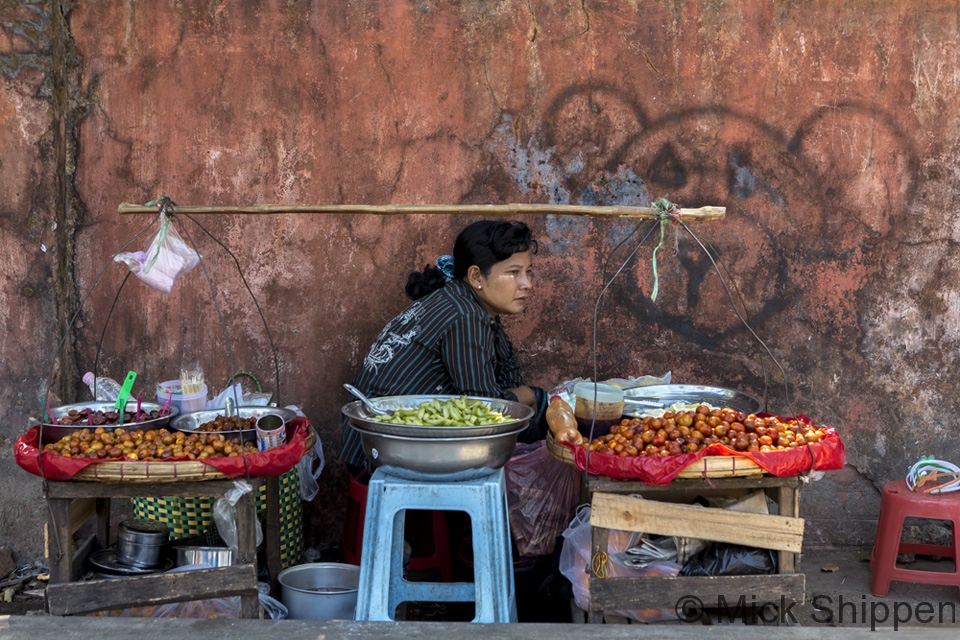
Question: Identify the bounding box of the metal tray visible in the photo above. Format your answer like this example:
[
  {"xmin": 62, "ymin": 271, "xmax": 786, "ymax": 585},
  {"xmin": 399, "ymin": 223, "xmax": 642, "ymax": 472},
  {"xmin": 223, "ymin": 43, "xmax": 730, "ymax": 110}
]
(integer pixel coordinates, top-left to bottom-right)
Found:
[
  {"xmin": 170, "ymin": 406, "xmax": 297, "ymax": 444},
  {"xmin": 87, "ymin": 549, "xmax": 173, "ymax": 576},
  {"xmin": 38, "ymin": 401, "xmax": 179, "ymax": 443},
  {"xmin": 342, "ymin": 394, "xmax": 533, "ymax": 438},
  {"xmin": 622, "ymin": 384, "xmax": 763, "ymax": 416}
]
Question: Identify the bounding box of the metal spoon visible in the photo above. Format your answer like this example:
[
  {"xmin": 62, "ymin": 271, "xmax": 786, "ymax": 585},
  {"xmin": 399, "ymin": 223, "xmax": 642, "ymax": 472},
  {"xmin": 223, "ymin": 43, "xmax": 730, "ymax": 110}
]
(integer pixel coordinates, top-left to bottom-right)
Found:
[{"xmin": 343, "ymin": 384, "xmax": 390, "ymax": 416}]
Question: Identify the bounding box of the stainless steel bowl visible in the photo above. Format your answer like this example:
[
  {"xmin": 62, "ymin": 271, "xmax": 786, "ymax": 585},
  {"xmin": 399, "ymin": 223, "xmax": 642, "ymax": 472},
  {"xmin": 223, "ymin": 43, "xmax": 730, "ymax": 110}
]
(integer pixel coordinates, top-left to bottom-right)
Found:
[
  {"xmin": 170, "ymin": 406, "xmax": 296, "ymax": 444},
  {"xmin": 38, "ymin": 401, "xmax": 179, "ymax": 444},
  {"xmin": 623, "ymin": 384, "xmax": 763, "ymax": 416},
  {"xmin": 342, "ymin": 395, "xmax": 534, "ymax": 438},
  {"xmin": 175, "ymin": 546, "xmax": 234, "ymax": 568},
  {"xmin": 349, "ymin": 422, "xmax": 529, "ymax": 481}
]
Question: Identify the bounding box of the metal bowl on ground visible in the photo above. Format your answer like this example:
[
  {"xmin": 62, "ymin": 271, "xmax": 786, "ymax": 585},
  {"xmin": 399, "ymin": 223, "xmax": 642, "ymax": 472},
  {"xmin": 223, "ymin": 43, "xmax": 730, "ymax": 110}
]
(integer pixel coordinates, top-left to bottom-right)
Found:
[
  {"xmin": 38, "ymin": 401, "xmax": 179, "ymax": 444},
  {"xmin": 349, "ymin": 421, "xmax": 529, "ymax": 481},
  {"xmin": 342, "ymin": 395, "xmax": 534, "ymax": 438},
  {"xmin": 623, "ymin": 384, "xmax": 763, "ymax": 416},
  {"xmin": 170, "ymin": 406, "xmax": 296, "ymax": 444}
]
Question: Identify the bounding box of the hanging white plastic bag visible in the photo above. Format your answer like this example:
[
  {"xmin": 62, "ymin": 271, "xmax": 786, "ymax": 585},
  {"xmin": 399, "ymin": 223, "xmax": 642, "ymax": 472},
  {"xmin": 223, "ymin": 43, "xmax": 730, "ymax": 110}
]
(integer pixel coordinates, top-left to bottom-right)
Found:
[
  {"xmin": 114, "ymin": 211, "xmax": 200, "ymax": 294},
  {"xmin": 213, "ymin": 480, "xmax": 263, "ymax": 549},
  {"xmin": 286, "ymin": 405, "xmax": 324, "ymax": 501}
]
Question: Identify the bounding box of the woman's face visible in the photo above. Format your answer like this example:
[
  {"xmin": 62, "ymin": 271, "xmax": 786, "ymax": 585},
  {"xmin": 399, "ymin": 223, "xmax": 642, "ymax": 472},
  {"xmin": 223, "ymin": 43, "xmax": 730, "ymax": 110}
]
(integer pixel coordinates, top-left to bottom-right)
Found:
[{"xmin": 469, "ymin": 251, "xmax": 534, "ymax": 316}]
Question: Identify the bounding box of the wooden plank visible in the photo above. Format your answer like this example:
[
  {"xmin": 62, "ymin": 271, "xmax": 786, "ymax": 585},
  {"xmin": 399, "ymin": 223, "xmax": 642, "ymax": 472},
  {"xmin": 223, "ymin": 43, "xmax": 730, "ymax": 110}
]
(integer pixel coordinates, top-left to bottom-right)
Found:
[
  {"xmin": 45, "ymin": 564, "xmax": 259, "ymax": 616},
  {"xmin": 43, "ymin": 478, "xmax": 262, "ymax": 499},
  {"xmin": 585, "ymin": 474, "xmax": 803, "ymax": 494},
  {"xmin": 776, "ymin": 485, "xmax": 800, "ymax": 573},
  {"xmin": 46, "ymin": 498, "xmax": 72, "ymax": 583},
  {"xmin": 265, "ymin": 475, "xmax": 282, "ymax": 597},
  {"xmin": 590, "ymin": 493, "xmax": 804, "ymax": 553},
  {"xmin": 70, "ymin": 533, "xmax": 96, "ymax": 582},
  {"xmin": 95, "ymin": 497, "xmax": 110, "ymax": 549},
  {"xmin": 67, "ymin": 498, "xmax": 96, "ymax": 534},
  {"xmin": 118, "ymin": 202, "xmax": 726, "ymax": 220},
  {"xmin": 589, "ymin": 573, "xmax": 806, "ymax": 611}
]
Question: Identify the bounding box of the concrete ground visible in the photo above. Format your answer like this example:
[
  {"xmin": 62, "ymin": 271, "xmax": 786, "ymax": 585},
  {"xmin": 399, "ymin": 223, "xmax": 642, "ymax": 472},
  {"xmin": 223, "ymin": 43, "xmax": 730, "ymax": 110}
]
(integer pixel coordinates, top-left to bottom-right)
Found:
[{"xmin": 2, "ymin": 546, "xmax": 959, "ymax": 637}]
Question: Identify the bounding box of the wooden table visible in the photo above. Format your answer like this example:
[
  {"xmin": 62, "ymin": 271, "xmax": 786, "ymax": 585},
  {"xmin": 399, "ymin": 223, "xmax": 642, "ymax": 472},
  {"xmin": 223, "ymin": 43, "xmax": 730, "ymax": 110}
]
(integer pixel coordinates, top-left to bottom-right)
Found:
[
  {"xmin": 583, "ymin": 473, "xmax": 805, "ymax": 624},
  {"xmin": 42, "ymin": 476, "xmax": 283, "ymax": 618}
]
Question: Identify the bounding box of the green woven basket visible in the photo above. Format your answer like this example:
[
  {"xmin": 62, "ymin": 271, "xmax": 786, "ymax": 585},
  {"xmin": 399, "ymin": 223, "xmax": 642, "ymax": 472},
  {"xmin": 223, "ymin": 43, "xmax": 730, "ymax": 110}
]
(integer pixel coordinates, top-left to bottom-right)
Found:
[{"xmin": 133, "ymin": 468, "xmax": 303, "ymax": 570}]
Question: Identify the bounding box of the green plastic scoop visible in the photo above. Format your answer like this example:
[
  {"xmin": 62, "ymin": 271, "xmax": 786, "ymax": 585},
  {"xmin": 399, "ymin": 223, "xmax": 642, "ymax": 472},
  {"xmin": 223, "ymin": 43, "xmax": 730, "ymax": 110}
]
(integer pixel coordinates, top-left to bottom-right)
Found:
[{"xmin": 115, "ymin": 371, "xmax": 137, "ymax": 425}]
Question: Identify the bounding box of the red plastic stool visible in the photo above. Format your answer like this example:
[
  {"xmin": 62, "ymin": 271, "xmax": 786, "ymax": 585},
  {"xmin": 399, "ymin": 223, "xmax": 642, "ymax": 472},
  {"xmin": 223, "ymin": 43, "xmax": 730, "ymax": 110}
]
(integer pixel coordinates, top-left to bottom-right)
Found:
[
  {"xmin": 342, "ymin": 474, "xmax": 454, "ymax": 581},
  {"xmin": 870, "ymin": 479, "xmax": 960, "ymax": 596}
]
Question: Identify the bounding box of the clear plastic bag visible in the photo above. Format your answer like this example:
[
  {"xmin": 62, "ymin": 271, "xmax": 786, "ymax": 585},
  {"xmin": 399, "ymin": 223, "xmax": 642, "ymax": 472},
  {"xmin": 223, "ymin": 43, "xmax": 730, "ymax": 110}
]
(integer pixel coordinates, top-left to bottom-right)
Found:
[
  {"xmin": 504, "ymin": 441, "xmax": 580, "ymax": 556},
  {"xmin": 114, "ymin": 211, "xmax": 200, "ymax": 294},
  {"xmin": 259, "ymin": 582, "xmax": 288, "ymax": 620},
  {"xmin": 213, "ymin": 480, "xmax": 263, "ymax": 549},
  {"xmin": 559, "ymin": 505, "xmax": 682, "ymax": 623},
  {"xmin": 286, "ymin": 405, "xmax": 324, "ymax": 501}
]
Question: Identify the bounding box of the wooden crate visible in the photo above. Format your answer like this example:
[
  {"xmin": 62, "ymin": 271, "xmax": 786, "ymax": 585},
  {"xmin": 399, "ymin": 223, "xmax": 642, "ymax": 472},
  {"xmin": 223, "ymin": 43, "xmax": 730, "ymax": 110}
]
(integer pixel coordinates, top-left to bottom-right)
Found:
[{"xmin": 584, "ymin": 479, "xmax": 805, "ymax": 624}]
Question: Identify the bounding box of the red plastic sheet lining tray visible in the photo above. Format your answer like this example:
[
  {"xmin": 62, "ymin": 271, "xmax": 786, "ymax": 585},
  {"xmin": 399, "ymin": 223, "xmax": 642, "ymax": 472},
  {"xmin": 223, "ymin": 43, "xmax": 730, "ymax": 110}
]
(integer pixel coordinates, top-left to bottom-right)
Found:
[
  {"xmin": 555, "ymin": 415, "xmax": 845, "ymax": 485},
  {"xmin": 14, "ymin": 417, "xmax": 312, "ymax": 482}
]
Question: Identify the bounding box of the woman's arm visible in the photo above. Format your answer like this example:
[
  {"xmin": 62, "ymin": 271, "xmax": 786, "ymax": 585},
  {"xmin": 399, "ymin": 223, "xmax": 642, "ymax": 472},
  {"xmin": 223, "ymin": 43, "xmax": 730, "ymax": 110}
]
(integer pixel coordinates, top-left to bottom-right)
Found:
[{"xmin": 507, "ymin": 385, "xmax": 536, "ymax": 407}]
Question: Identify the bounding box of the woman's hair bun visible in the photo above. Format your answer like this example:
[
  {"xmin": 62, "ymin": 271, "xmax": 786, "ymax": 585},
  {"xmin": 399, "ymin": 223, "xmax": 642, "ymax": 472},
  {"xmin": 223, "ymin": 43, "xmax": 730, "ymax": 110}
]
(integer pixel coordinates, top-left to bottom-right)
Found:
[{"xmin": 405, "ymin": 264, "xmax": 447, "ymax": 300}]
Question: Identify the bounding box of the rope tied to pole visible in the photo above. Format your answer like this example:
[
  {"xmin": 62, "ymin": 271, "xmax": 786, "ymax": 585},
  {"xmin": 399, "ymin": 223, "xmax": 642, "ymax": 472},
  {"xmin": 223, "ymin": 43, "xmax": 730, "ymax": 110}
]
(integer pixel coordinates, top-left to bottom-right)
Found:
[{"xmin": 650, "ymin": 196, "xmax": 681, "ymax": 302}]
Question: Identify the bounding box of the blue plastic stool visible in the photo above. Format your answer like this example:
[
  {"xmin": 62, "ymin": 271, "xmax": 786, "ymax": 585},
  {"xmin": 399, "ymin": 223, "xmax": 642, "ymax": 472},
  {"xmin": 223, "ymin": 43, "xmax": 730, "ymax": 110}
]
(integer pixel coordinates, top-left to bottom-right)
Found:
[{"xmin": 354, "ymin": 467, "xmax": 517, "ymax": 623}]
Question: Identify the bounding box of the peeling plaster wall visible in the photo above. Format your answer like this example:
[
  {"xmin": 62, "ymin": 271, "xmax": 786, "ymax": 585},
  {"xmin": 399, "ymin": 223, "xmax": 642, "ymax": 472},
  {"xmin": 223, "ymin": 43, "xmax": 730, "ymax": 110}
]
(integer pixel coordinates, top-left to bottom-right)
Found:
[{"xmin": 3, "ymin": 0, "xmax": 960, "ymax": 561}]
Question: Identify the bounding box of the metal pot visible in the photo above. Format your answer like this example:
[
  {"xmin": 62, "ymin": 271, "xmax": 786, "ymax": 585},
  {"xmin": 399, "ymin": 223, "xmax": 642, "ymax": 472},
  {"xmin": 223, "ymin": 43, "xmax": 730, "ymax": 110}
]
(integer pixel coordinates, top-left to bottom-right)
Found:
[
  {"xmin": 349, "ymin": 422, "xmax": 528, "ymax": 481},
  {"xmin": 116, "ymin": 519, "xmax": 169, "ymax": 568},
  {"xmin": 278, "ymin": 563, "xmax": 360, "ymax": 620}
]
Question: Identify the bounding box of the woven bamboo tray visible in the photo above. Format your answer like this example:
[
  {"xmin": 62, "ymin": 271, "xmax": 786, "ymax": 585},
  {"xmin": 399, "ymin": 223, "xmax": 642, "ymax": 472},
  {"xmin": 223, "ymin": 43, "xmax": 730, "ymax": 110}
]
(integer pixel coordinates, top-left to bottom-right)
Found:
[
  {"xmin": 65, "ymin": 424, "xmax": 317, "ymax": 483},
  {"xmin": 546, "ymin": 432, "xmax": 762, "ymax": 479},
  {"xmin": 71, "ymin": 459, "xmax": 230, "ymax": 483}
]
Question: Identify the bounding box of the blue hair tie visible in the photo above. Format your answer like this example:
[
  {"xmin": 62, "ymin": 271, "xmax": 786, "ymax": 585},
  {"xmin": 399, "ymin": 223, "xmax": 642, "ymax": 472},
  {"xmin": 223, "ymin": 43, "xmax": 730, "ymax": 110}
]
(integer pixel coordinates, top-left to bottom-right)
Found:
[{"xmin": 436, "ymin": 255, "xmax": 455, "ymax": 281}]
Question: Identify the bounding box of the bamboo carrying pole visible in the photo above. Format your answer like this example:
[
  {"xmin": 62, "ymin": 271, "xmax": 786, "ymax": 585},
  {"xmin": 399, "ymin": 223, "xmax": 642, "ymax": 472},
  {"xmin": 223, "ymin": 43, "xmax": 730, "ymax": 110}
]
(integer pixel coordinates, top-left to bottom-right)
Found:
[{"xmin": 118, "ymin": 202, "xmax": 725, "ymax": 220}]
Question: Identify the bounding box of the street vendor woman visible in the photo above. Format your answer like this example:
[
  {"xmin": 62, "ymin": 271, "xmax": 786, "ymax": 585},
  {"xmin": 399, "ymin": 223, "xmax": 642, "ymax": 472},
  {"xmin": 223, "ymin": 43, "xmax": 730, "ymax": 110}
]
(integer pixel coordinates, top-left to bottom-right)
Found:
[{"xmin": 339, "ymin": 220, "xmax": 549, "ymax": 473}]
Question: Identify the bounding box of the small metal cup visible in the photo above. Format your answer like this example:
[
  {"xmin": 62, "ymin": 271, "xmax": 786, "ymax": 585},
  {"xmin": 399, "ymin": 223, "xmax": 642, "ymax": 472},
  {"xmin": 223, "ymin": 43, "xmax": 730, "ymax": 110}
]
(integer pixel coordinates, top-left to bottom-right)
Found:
[{"xmin": 256, "ymin": 413, "xmax": 286, "ymax": 451}]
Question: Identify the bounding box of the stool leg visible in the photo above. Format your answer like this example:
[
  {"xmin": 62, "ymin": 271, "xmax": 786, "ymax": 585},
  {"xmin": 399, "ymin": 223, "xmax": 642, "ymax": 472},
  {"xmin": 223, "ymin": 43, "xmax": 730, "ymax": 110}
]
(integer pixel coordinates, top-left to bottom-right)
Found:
[
  {"xmin": 870, "ymin": 502, "xmax": 905, "ymax": 597},
  {"xmin": 470, "ymin": 471, "xmax": 516, "ymax": 623},
  {"xmin": 356, "ymin": 475, "xmax": 396, "ymax": 621},
  {"xmin": 387, "ymin": 508, "xmax": 408, "ymax": 619}
]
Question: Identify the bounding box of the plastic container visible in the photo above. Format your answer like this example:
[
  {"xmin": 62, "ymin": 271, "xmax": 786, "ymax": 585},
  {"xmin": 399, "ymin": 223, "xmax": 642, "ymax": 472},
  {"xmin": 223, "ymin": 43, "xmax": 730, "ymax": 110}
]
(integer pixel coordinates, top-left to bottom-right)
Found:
[
  {"xmin": 573, "ymin": 381, "xmax": 625, "ymax": 439},
  {"xmin": 83, "ymin": 372, "xmax": 123, "ymax": 402},
  {"xmin": 157, "ymin": 379, "xmax": 209, "ymax": 415},
  {"xmin": 278, "ymin": 562, "xmax": 360, "ymax": 620}
]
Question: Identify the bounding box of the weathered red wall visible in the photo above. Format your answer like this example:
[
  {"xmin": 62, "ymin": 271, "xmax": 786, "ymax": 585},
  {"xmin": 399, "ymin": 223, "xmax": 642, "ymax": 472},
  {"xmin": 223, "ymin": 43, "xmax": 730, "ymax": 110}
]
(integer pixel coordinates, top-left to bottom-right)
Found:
[{"xmin": 3, "ymin": 0, "xmax": 959, "ymax": 560}]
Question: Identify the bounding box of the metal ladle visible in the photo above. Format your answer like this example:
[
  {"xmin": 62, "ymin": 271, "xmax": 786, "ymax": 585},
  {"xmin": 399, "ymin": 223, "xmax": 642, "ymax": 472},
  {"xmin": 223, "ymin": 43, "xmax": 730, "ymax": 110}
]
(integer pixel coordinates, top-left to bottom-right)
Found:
[{"xmin": 343, "ymin": 384, "xmax": 390, "ymax": 416}]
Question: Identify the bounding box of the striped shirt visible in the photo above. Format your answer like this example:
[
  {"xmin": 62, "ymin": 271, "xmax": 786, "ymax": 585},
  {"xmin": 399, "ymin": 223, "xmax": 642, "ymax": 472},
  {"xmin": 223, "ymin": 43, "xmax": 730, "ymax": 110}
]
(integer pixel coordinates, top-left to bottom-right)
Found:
[{"xmin": 339, "ymin": 278, "xmax": 523, "ymax": 469}]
